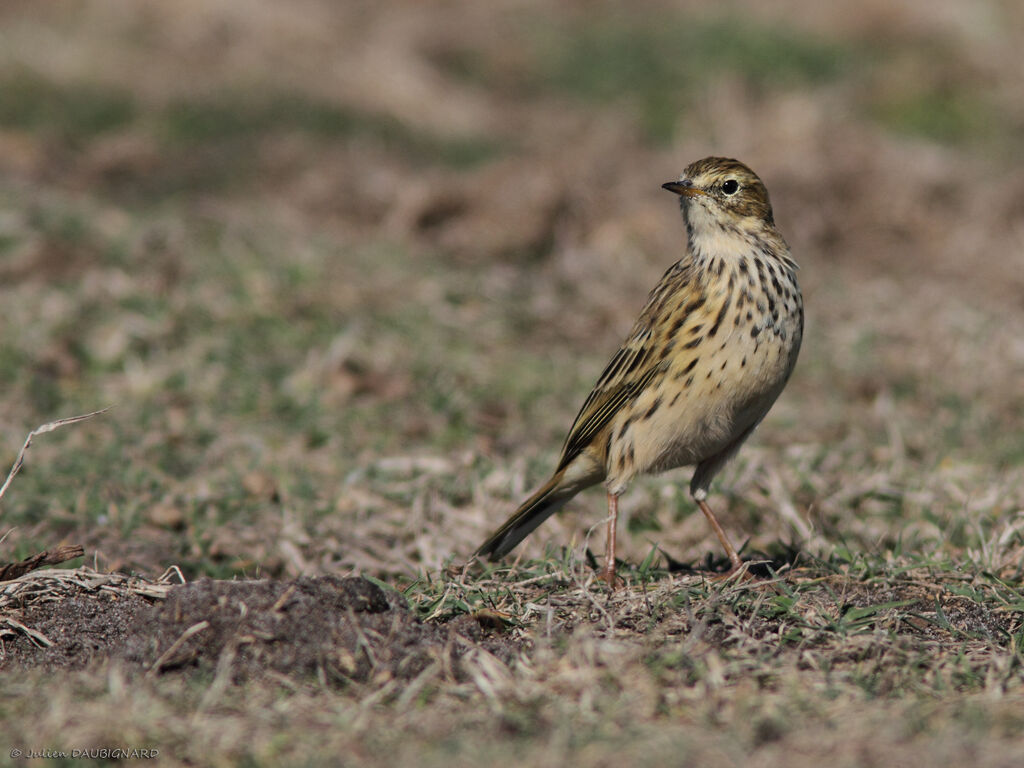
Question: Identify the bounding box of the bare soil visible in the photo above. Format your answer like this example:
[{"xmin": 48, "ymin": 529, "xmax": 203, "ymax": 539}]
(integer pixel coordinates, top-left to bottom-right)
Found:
[{"xmin": 3, "ymin": 576, "xmax": 519, "ymax": 685}]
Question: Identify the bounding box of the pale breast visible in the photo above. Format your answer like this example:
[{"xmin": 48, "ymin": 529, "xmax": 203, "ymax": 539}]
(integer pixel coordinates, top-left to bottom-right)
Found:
[{"xmin": 604, "ymin": 252, "xmax": 802, "ymax": 491}]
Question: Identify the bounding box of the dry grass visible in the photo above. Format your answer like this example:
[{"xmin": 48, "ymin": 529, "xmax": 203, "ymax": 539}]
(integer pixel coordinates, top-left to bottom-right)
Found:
[
  {"xmin": 0, "ymin": 0, "xmax": 1023, "ymax": 765},
  {"xmin": 0, "ymin": 408, "xmax": 108, "ymax": 506}
]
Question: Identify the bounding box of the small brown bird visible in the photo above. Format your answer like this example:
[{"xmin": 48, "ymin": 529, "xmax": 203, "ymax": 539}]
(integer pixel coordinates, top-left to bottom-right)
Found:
[{"xmin": 476, "ymin": 157, "xmax": 803, "ymax": 584}]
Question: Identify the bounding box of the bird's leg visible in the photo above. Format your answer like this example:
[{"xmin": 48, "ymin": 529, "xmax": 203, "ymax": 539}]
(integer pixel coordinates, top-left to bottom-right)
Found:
[
  {"xmin": 600, "ymin": 491, "xmax": 620, "ymax": 587},
  {"xmin": 696, "ymin": 495, "xmax": 744, "ymax": 575}
]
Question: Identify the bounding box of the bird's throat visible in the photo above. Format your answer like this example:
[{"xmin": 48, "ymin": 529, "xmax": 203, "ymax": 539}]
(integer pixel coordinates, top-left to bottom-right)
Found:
[
  {"xmin": 684, "ymin": 203, "xmax": 782, "ymax": 270},
  {"xmin": 688, "ymin": 223, "xmax": 761, "ymax": 266}
]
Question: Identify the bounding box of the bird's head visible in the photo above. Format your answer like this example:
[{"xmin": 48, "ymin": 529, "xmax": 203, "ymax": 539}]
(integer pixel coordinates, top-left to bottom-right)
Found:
[{"xmin": 663, "ymin": 157, "xmax": 775, "ymax": 236}]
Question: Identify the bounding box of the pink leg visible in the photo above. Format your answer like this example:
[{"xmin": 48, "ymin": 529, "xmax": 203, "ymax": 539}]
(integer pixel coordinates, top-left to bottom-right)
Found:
[
  {"xmin": 600, "ymin": 492, "xmax": 620, "ymax": 587},
  {"xmin": 697, "ymin": 497, "xmax": 744, "ymax": 574}
]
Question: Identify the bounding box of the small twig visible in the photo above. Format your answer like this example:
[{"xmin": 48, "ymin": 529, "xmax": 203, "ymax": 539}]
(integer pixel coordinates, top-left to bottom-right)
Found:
[
  {"xmin": 2, "ymin": 617, "xmax": 53, "ymax": 648},
  {"xmin": 395, "ymin": 660, "xmax": 442, "ymax": 711},
  {"xmin": 346, "ymin": 606, "xmax": 379, "ymax": 668},
  {"xmin": 0, "ymin": 544, "xmax": 85, "ymax": 581},
  {"xmin": 148, "ymin": 620, "xmax": 209, "ymax": 675},
  {"xmin": 196, "ymin": 641, "xmax": 239, "ymax": 714},
  {"xmin": 271, "ymin": 583, "xmax": 298, "ymax": 613},
  {"xmin": 0, "ymin": 407, "xmax": 111, "ymax": 508},
  {"xmin": 157, "ymin": 565, "xmax": 187, "ymax": 585}
]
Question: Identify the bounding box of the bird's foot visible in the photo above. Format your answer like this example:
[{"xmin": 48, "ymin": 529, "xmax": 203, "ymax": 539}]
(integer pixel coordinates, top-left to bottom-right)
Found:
[{"xmin": 598, "ymin": 564, "xmax": 623, "ymax": 590}]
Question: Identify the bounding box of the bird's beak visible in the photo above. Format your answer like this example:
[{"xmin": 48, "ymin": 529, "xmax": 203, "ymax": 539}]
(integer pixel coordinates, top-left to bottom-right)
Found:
[{"xmin": 662, "ymin": 180, "xmax": 705, "ymax": 197}]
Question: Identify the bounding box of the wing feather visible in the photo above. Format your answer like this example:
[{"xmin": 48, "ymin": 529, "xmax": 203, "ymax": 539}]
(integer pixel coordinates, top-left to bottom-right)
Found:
[{"xmin": 555, "ymin": 260, "xmax": 696, "ymax": 472}]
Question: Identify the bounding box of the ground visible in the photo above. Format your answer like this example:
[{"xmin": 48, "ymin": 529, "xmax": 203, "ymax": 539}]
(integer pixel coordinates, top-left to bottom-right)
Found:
[{"xmin": 0, "ymin": 0, "xmax": 1023, "ymax": 766}]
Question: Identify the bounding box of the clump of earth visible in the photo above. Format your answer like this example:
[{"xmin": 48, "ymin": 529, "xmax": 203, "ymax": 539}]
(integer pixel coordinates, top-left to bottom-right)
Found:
[{"xmin": 1, "ymin": 576, "xmax": 517, "ymax": 684}]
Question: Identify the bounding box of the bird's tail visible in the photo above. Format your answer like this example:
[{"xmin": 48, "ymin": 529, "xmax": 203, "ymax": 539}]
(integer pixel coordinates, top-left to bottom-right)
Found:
[{"xmin": 475, "ymin": 469, "xmax": 589, "ymax": 560}]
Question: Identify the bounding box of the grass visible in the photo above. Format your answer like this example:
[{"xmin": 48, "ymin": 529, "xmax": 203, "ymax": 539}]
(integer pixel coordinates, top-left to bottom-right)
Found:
[
  {"xmin": 439, "ymin": 10, "xmax": 1010, "ymax": 150},
  {"xmin": 532, "ymin": 15, "xmax": 852, "ymax": 142},
  {"xmin": 870, "ymin": 88, "xmax": 997, "ymax": 145},
  {"xmin": 0, "ymin": 71, "xmax": 136, "ymax": 139},
  {"xmin": 437, "ymin": 13, "xmax": 856, "ymax": 144},
  {"xmin": 160, "ymin": 92, "xmax": 502, "ymax": 169},
  {"xmin": 1, "ymin": 1, "xmax": 1023, "ymax": 765},
  {"xmin": 0, "ymin": 72, "xmax": 503, "ymax": 202},
  {"xmin": 0, "ymin": 192, "xmax": 577, "ymax": 574}
]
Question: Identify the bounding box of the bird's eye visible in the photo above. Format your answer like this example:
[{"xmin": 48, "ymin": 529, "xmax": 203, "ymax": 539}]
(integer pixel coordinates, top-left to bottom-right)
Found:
[{"xmin": 722, "ymin": 179, "xmax": 739, "ymax": 195}]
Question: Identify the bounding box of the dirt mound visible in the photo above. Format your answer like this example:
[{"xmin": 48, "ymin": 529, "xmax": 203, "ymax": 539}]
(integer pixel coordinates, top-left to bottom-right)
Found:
[
  {"xmin": 0, "ymin": 568, "xmax": 165, "ymax": 670},
  {"xmin": 121, "ymin": 575, "xmax": 516, "ymax": 684},
  {"xmin": 2, "ymin": 573, "xmax": 517, "ymax": 686},
  {"xmin": 2, "ymin": 591, "xmax": 152, "ymax": 669}
]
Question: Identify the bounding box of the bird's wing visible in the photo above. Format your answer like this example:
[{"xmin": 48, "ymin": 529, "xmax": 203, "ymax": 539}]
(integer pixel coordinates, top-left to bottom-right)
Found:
[
  {"xmin": 556, "ymin": 332, "xmax": 661, "ymax": 472},
  {"xmin": 555, "ymin": 261, "xmax": 693, "ymax": 472}
]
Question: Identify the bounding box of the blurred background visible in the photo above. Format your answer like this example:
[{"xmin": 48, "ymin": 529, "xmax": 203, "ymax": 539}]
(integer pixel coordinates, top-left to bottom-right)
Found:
[{"xmin": 0, "ymin": 0, "xmax": 1022, "ymax": 579}]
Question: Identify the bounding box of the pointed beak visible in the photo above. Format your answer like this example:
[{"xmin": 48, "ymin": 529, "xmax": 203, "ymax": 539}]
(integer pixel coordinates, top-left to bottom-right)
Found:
[{"xmin": 662, "ymin": 180, "xmax": 705, "ymax": 197}]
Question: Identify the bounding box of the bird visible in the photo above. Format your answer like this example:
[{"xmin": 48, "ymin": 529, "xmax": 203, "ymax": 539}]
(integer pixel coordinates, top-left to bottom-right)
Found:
[{"xmin": 475, "ymin": 157, "xmax": 804, "ymax": 585}]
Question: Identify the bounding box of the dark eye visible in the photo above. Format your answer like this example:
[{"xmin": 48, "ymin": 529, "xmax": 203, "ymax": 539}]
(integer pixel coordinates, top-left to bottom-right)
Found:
[{"xmin": 722, "ymin": 179, "xmax": 739, "ymax": 195}]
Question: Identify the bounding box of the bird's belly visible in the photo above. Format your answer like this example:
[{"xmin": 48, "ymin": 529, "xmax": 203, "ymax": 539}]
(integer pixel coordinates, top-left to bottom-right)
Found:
[{"xmin": 606, "ymin": 308, "xmax": 800, "ymax": 487}]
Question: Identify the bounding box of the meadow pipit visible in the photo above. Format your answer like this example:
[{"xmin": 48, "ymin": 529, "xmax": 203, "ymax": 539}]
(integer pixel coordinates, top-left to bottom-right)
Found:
[{"xmin": 476, "ymin": 157, "xmax": 804, "ymax": 584}]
